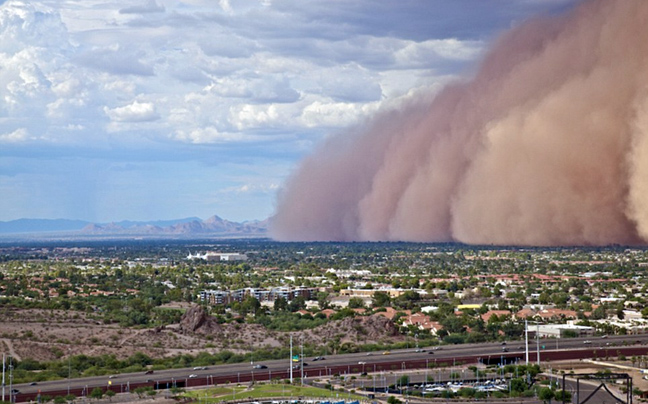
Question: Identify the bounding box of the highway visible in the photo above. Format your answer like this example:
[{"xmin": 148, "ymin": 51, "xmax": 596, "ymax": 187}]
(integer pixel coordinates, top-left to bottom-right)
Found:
[{"xmin": 8, "ymin": 334, "xmax": 648, "ymax": 402}]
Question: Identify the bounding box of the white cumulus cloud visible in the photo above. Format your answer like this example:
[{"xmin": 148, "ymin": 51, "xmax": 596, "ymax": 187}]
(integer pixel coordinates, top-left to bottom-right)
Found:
[
  {"xmin": 104, "ymin": 101, "xmax": 160, "ymax": 122},
  {"xmin": 0, "ymin": 128, "xmax": 30, "ymax": 143}
]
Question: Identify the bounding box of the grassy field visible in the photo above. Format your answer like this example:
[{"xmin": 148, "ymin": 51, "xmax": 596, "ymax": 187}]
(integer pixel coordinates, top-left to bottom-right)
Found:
[{"xmin": 184, "ymin": 383, "xmax": 366, "ymax": 402}]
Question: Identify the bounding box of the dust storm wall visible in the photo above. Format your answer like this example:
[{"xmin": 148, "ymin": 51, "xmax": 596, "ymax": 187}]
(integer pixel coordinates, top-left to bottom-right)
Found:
[{"xmin": 271, "ymin": 0, "xmax": 648, "ymax": 246}]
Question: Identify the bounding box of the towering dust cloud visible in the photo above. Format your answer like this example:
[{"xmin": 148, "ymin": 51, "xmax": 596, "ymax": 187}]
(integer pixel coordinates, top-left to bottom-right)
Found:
[{"xmin": 271, "ymin": 0, "xmax": 648, "ymax": 246}]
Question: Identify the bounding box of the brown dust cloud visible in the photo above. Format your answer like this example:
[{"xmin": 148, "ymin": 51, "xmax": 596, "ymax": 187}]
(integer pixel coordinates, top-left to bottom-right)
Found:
[{"xmin": 270, "ymin": 0, "xmax": 648, "ymax": 246}]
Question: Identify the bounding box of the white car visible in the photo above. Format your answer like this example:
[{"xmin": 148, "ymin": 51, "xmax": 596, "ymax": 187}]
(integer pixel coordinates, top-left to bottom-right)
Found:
[{"xmin": 189, "ymin": 374, "xmax": 198, "ymax": 378}]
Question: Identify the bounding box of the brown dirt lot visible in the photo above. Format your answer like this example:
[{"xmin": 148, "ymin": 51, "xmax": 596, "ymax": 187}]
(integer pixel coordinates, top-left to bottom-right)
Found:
[{"xmin": 0, "ymin": 306, "xmax": 402, "ymax": 362}]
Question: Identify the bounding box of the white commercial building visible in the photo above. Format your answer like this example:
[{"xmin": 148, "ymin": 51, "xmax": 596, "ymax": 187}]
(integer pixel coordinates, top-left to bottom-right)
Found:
[
  {"xmin": 187, "ymin": 252, "xmax": 248, "ymax": 261},
  {"xmin": 535, "ymin": 323, "xmax": 594, "ymax": 338}
]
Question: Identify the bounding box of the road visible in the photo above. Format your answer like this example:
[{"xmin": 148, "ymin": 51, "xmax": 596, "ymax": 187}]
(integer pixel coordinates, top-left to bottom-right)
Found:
[{"xmin": 9, "ymin": 334, "xmax": 648, "ymax": 402}]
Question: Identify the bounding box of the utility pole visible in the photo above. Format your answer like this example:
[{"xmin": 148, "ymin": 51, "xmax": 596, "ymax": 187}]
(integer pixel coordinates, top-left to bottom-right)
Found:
[
  {"xmin": 68, "ymin": 352, "xmax": 71, "ymax": 396},
  {"xmin": 525, "ymin": 320, "xmax": 529, "ymax": 365},
  {"xmin": 289, "ymin": 335, "xmax": 293, "ymax": 384},
  {"xmin": 300, "ymin": 337, "xmax": 304, "ymax": 386},
  {"xmin": 537, "ymin": 323, "xmax": 540, "ymax": 366},
  {"xmin": 9, "ymin": 356, "xmax": 13, "ymax": 404},
  {"xmin": 2, "ymin": 353, "xmax": 5, "ymax": 403}
]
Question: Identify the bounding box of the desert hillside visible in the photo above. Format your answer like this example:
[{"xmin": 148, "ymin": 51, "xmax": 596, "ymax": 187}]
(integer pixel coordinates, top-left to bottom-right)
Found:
[{"xmin": 0, "ymin": 305, "xmax": 402, "ymax": 363}]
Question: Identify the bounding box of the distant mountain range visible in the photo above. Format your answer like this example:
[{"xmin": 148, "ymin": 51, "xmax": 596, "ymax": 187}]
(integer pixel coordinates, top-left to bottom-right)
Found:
[{"xmin": 0, "ymin": 216, "xmax": 268, "ymax": 237}]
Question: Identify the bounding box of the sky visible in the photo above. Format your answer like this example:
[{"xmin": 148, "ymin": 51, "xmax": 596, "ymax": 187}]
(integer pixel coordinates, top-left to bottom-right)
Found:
[{"xmin": 0, "ymin": 0, "xmax": 577, "ymax": 224}]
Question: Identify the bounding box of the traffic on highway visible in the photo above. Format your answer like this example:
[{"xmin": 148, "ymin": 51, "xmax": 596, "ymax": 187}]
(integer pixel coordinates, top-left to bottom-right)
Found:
[{"xmin": 9, "ymin": 334, "xmax": 648, "ymax": 402}]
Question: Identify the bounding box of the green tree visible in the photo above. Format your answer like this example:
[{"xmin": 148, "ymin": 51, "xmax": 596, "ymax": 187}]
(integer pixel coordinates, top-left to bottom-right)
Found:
[
  {"xmin": 348, "ymin": 297, "xmax": 365, "ymax": 309},
  {"xmin": 387, "ymin": 396, "xmax": 401, "ymax": 404},
  {"xmin": 241, "ymin": 296, "xmax": 261, "ymax": 316},
  {"xmin": 89, "ymin": 387, "xmax": 104, "ymax": 400},
  {"xmin": 317, "ymin": 292, "xmax": 330, "ymax": 309},
  {"xmin": 288, "ymin": 296, "xmax": 306, "ymax": 312},
  {"xmin": 104, "ymin": 390, "xmax": 116, "ymax": 401},
  {"xmin": 554, "ymin": 389, "xmax": 571, "ymax": 402},
  {"xmin": 133, "ymin": 387, "xmax": 148, "ymax": 399},
  {"xmin": 538, "ymin": 387, "xmax": 555, "ymax": 404},
  {"xmin": 372, "ymin": 291, "xmax": 390, "ymax": 308},
  {"xmin": 510, "ymin": 377, "xmax": 526, "ymax": 393},
  {"xmin": 274, "ymin": 297, "xmax": 288, "ymax": 311}
]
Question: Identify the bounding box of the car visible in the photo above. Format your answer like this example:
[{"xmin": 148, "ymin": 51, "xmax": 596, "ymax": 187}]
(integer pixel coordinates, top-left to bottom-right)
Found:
[
  {"xmin": 415, "ymin": 348, "xmax": 425, "ymax": 353},
  {"xmin": 583, "ymin": 340, "xmax": 592, "ymax": 344},
  {"xmin": 502, "ymin": 347, "xmax": 509, "ymax": 352},
  {"xmin": 252, "ymin": 364, "xmax": 267, "ymax": 369},
  {"xmin": 382, "ymin": 351, "xmax": 390, "ymax": 355},
  {"xmin": 108, "ymin": 375, "xmax": 116, "ymax": 379},
  {"xmin": 146, "ymin": 379, "xmax": 154, "ymax": 383},
  {"xmin": 193, "ymin": 367, "xmax": 202, "ymax": 370},
  {"xmin": 501, "ymin": 342, "xmax": 507, "ymax": 345},
  {"xmin": 145, "ymin": 370, "xmax": 154, "ymax": 375},
  {"xmin": 188, "ymin": 374, "xmax": 198, "ymax": 378},
  {"xmin": 431, "ymin": 346, "xmax": 442, "ymax": 351},
  {"xmin": 358, "ymin": 361, "xmax": 367, "ymax": 365},
  {"xmin": 292, "ymin": 364, "xmax": 301, "ymax": 370},
  {"xmin": 11, "ymin": 389, "xmax": 20, "ymax": 394},
  {"xmin": 427, "ymin": 351, "xmax": 434, "ymax": 355},
  {"xmin": 366, "ymin": 352, "xmax": 373, "ymax": 356},
  {"xmin": 201, "ymin": 366, "xmax": 208, "ymax": 370},
  {"xmin": 601, "ymin": 335, "xmax": 608, "ymax": 339},
  {"xmin": 313, "ymin": 356, "xmax": 325, "ymax": 361},
  {"xmin": 29, "ymin": 382, "xmax": 38, "ymax": 386}
]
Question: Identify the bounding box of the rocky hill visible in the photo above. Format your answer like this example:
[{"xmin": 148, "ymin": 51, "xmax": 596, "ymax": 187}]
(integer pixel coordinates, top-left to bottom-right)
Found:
[{"xmin": 179, "ymin": 305, "xmax": 402, "ymax": 349}]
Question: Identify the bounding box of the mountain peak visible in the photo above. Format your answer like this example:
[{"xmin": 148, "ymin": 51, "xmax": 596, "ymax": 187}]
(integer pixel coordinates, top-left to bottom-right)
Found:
[{"xmin": 0, "ymin": 215, "xmax": 268, "ymax": 237}]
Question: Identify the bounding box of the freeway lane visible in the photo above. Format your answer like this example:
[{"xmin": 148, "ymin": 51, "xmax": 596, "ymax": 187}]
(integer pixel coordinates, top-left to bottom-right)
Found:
[{"xmin": 10, "ymin": 334, "xmax": 648, "ymax": 402}]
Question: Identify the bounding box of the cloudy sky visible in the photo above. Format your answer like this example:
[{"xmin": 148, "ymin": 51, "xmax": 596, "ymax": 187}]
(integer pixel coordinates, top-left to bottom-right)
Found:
[{"xmin": 0, "ymin": 0, "xmax": 576, "ymax": 223}]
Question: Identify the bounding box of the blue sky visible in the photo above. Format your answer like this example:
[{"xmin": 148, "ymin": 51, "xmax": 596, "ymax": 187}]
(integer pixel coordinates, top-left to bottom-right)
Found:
[{"xmin": 0, "ymin": 0, "xmax": 576, "ymax": 223}]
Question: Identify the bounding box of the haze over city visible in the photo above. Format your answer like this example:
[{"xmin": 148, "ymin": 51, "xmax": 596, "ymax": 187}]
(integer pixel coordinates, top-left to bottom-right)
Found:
[{"xmin": 0, "ymin": 0, "xmax": 577, "ymax": 228}]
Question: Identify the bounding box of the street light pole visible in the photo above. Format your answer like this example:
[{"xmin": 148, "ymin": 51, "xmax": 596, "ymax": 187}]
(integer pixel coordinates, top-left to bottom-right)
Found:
[
  {"xmin": 525, "ymin": 320, "xmax": 529, "ymax": 365},
  {"xmin": 300, "ymin": 336, "xmax": 304, "ymax": 386},
  {"xmin": 68, "ymin": 353, "xmax": 71, "ymax": 396},
  {"xmin": 2, "ymin": 353, "xmax": 5, "ymax": 403},
  {"xmin": 289, "ymin": 335, "xmax": 293, "ymax": 384},
  {"xmin": 537, "ymin": 323, "xmax": 540, "ymax": 366},
  {"xmin": 9, "ymin": 356, "xmax": 13, "ymax": 404}
]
